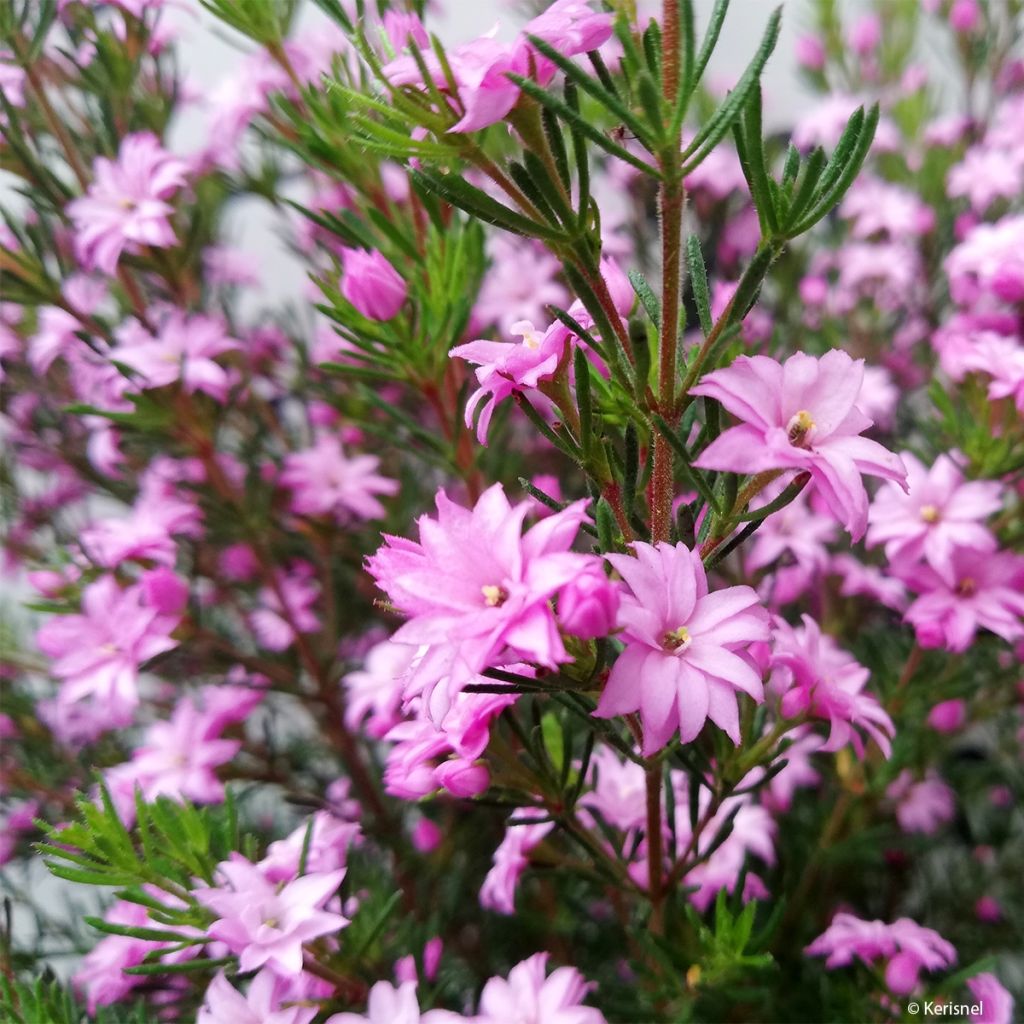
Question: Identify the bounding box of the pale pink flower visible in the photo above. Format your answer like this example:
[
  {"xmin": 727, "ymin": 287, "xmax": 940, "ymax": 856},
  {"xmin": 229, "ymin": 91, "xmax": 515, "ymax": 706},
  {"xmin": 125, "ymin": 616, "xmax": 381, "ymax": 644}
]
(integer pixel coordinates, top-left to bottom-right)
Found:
[
  {"xmin": 35, "ymin": 575, "xmax": 178, "ymax": 723},
  {"xmin": 806, "ymin": 913, "xmax": 956, "ymax": 995},
  {"xmin": 250, "ymin": 563, "xmax": 321, "ymax": 652},
  {"xmin": 691, "ymin": 350, "xmax": 908, "ymax": 540},
  {"xmin": 281, "ymin": 436, "xmax": 397, "ymax": 522},
  {"xmin": 198, "ymin": 971, "xmax": 316, "ymax": 1024},
  {"xmin": 898, "ymin": 546, "xmax": 1024, "ymax": 652},
  {"xmin": 841, "ymin": 177, "xmax": 934, "ymax": 240},
  {"xmin": 73, "ymin": 901, "xmax": 151, "ymax": 1012},
  {"xmin": 887, "ymin": 770, "xmax": 956, "ymax": 835},
  {"xmin": 868, "ymin": 452, "xmax": 1001, "ymax": 572},
  {"xmin": 579, "ymin": 746, "xmax": 646, "ymax": 832},
  {"xmin": 595, "ymin": 541, "xmax": 769, "ymax": 755},
  {"xmin": 67, "ymin": 132, "xmax": 188, "ymax": 274},
  {"xmin": 968, "ymin": 973, "xmax": 1015, "ymax": 1024},
  {"xmin": 327, "ymin": 980, "xmax": 425, "ymax": 1024},
  {"xmin": 769, "ymin": 615, "xmax": 895, "ymax": 757},
  {"xmin": 111, "ymin": 311, "xmax": 239, "ymax": 402},
  {"xmin": 946, "ymin": 214, "xmax": 1024, "ymax": 307},
  {"xmin": 343, "ymin": 639, "xmax": 417, "ymax": 739},
  {"xmin": 480, "ymin": 813, "xmax": 554, "ymax": 915},
  {"xmin": 105, "ymin": 697, "xmax": 240, "ymax": 819},
  {"xmin": 474, "ymin": 952, "xmax": 606, "ymax": 1024},
  {"xmin": 367, "ymin": 484, "xmax": 593, "ymax": 721},
  {"xmin": 261, "ymin": 812, "xmax": 360, "ymax": 884},
  {"xmin": 196, "ymin": 854, "xmax": 348, "ymax": 976},
  {"xmin": 948, "ymin": 146, "xmax": 1024, "ymax": 213},
  {"xmin": 474, "ymin": 235, "xmax": 569, "ymax": 336}
]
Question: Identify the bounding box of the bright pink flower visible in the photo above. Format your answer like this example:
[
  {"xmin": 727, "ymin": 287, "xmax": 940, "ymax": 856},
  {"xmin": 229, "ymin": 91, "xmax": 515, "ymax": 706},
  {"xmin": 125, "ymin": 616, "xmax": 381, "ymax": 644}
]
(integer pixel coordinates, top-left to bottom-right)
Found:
[
  {"xmin": 35, "ymin": 575, "xmax": 178, "ymax": 723},
  {"xmin": 769, "ymin": 615, "xmax": 895, "ymax": 757},
  {"xmin": 111, "ymin": 311, "xmax": 239, "ymax": 402},
  {"xmin": 968, "ymin": 973, "xmax": 1015, "ymax": 1024},
  {"xmin": 557, "ymin": 564, "xmax": 620, "ymax": 640},
  {"xmin": 196, "ymin": 854, "xmax": 347, "ymax": 976},
  {"xmin": 281, "ymin": 436, "xmax": 397, "ymax": 522},
  {"xmin": 806, "ymin": 913, "xmax": 956, "ymax": 995},
  {"xmin": 340, "ymin": 248, "xmax": 406, "ymax": 321},
  {"xmin": 927, "ymin": 698, "xmax": 967, "ymax": 733},
  {"xmin": 946, "ymin": 214, "xmax": 1024, "ymax": 307},
  {"xmin": 867, "ymin": 452, "xmax": 1001, "ymax": 572},
  {"xmin": 691, "ymin": 350, "xmax": 908, "ymax": 540},
  {"xmin": 198, "ymin": 971, "xmax": 316, "ymax": 1024},
  {"xmin": 830, "ymin": 554, "xmax": 908, "ymax": 612},
  {"xmin": 480, "ymin": 813, "xmax": 554, "ymax": 915},
  {"xmin": 73, "ymin": 901, "xmax": 151, "ymax": 1012},
  {"xmin": 67, "ymin": 132, "xmax": 188, "ymax": 274},
  {"xmin": 367, "ymin": 484, "xmax": 593, "ymax": 721},
  {"xmin": 595, "ymin": 541, "xmax": 769, "ymax": 755},
  {"xmin": 474, "ymin": 952, "xmax": 606, "ymax": 1024},
  {"xmin": 140, "ymin": 566, "xmax": 188, "ymax": 615},
  {"xmin": 897, "ymin": 546, "xmax": 1024, "ymax": 652},
  {"xmin": 887, "ymin": 770, "xmax": 956, "ymax": 835}
]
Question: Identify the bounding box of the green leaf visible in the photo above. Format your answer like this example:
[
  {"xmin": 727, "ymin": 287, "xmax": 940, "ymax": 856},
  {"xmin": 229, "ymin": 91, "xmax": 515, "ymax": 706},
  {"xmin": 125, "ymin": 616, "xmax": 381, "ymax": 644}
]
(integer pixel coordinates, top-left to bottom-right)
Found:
[
  {"xmin": 509, "ymin": 76, "xmax": 660, "ymax": 178},
  {"xmin": 410, "ymin": 168, "xmax": 563, "ymax": 240},
  {"xmin": 628, "ymin": 269, "xmax": 661, "ymax": 328},
  {"xmin": 680, "ymin": 7, "xmax": 781, "ymax": 176},
  {"xmin": 686, "ymin": 235, "xmax": 713, "ymax": 335}
]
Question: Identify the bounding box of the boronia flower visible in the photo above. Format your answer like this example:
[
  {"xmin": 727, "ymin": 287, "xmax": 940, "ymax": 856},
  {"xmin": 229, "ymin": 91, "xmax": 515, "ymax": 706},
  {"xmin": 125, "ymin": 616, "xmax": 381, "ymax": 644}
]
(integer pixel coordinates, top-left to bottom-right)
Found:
[
  {"xmin": 366, "ymin": 483, "xmax": 595, "ymax": 721},
  {"xmin": 769, "ymin": 614, "xmax": 895, "ymax": 758},
  {"xmin": 867, "ymin": 451, "xmax": 1001, "ymax": 572},
  {"xmin": 67, "ymin": 132, "xmax": 188, "ymax": 274},
  {"xmin": 594, "ymin": 541, "xmax": 770, "ymax": 755},
  {"xmin": 806, "ymin": 913, "xmax": 956, "ymax": 996},
  {"xmin": 691, "ymin": 350, "xmax": 908, "ymax": 540},
  {"xmin": 195, "ymin": 855, "xmax": 348, "ymax": 976}
]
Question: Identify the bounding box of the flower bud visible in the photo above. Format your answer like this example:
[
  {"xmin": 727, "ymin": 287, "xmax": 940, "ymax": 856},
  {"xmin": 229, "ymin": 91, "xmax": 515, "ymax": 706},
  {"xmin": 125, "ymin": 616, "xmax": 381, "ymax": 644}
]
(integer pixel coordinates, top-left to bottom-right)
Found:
[
  {"xmin": 558, "ymin": 567, "xmax": 619, "ymax": 640},
  {"xmin": 435, "ymin": 758, "xmax": 489, "ymax": 798},
  {"xmin": 341, "ymin": 247, "xmax": 407, "ymax": 321},
  {"xmin": 926, "ymin": 698, "xmax": 966, "ymax": 733},
  {"xmin": 140, "ymin": 567, "xmax": 188, "ymax": 616}
]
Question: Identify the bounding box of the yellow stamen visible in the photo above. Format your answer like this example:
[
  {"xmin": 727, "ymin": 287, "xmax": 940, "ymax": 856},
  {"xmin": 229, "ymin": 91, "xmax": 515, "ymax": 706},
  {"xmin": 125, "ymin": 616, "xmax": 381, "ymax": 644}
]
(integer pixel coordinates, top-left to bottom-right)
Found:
[
  {"xmin": 482, "ymin": 584, "xmax": 507, "ymax": 607},
  {"xmin": 663, "ymin": 625, "xmax": 692, "ymax": 651},
  {"xmin": 920, "ymin": 504, "xmax": 940, "ymax": 523},
  {"xmin": 786, "ymin": 409, "xmax": 816, "ymax": 447}
]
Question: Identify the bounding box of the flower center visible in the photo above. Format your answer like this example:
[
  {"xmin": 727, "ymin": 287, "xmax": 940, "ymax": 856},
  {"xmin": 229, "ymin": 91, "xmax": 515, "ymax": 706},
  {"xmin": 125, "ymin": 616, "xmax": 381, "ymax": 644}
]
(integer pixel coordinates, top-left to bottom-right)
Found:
[
  {"xmin": 481, "ymin": 584, "xmax": 508, "ymax": 607},
  {"xmin": 663, "ymin": 625, "xmax": 692, "ymax": 651},
  {"xmin": 955, "ymin": 577, "xmax": 977, "ymax": 596},
  {"xmin": 512, "ymin": 321, "xmax": 542, "ymax": 351},
  {"xmin": 786, "ymin": 409, "xmax": 816, "ymax": 447},
  {"xmin": 920, "ymin": 504, "xmax": 940, "ymax": 523}
]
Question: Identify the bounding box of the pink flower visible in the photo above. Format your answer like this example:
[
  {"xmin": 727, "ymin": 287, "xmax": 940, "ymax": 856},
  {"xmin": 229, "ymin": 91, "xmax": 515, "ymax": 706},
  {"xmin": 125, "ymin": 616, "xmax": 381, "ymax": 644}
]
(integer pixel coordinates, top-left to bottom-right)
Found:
[
  {"xmin": 887, "ymin": 771, "xmax": 956, "ymax": 835},
  {"xmin": 67, "ymin": 132, "xmax": 188, "ymax": 274},
  {"xmin": 105, "ymin": 696, "xmax": 240, "ymax": 819},
  {"xmin": 867, "ymin": 452, "xmax": 1001, "ymax": 572},
  {"xmin": 73, "ymin": 901, "xmax": 151, "ymax": 1012},
  {"xmin": 595, "ymin": 541, "xmax": 769, "ymax": 755},
  {"xmin": 250, "ymin": 563, "xmax": 321, "ymax": 652},
  {"xmin": 281, "ymin": 436, "xmax": 397, "ymax": 522},
  {"xmin": 384, "ymin": 1, "xmax": 612, "ymax": 134},
  {"xmin": 340, "ymin": 248, "xmax": 407, "ymax": 321},
  {"xmin": 140, "ymin": 566, "xmax": 188, "ymax": 615},
  {"xmin": 326, "ymin": 980, "xmax": 429, "ymax": 1024},
  {"xmin": 927, "ymin": 698, "xmax": 967, "ymax": 733},
  {"xmin": 557, "ymin": 564, "xmax": 620, "ymax": 640},
  {"xmin": 198, "ymin": 971, "xmax": 316, "ymax": 1024},
  {"xmin": 111, "ymin": 311, "xmax": 239, "ymax": 402},
  {"xmin": 691, "ymin": 350, "xmax": 908, "ymax": 540},
  {"xmin": 367, "ymin": 484, "xmax": 593, "ymax": 721},
  {"xmin": 35, "ymin": 575, "xmax": 179, "ymax": 723},
  {"xmin": 196, "ymin": 854, "xmax": 348, "ymax": 975},
  {"xmin": 452, "ymin": 259, "xmax": 631, "ymax": 444},
  {"xmin": 769, "ymin": 615, "xmax": 895, "ymax": 757},
  {"xmin": 474, "ymin": 952, "xmax": 606, "ymax": 1024},
  {"xmin": 480, "ymin": 813, "xmax": 554, "ymax": 915},
  {"xmin": 898, "ymin": 546, "xmax": 1024, "ymax": 652},
  {"xmin": 795, "ymin": 34, "xmax": 826, "ymax": 71},
  {"xmin": 968, "ymin": 973, "xmax": 1015, "ymax": 1024},
  {"xmin": 847, "ymin": 12, "xmax": 882, "ymax": 55},
  {"xmin": 806, "ymin": 913, "xmax": 956, "ymax": 995},
  {"xmin": 261, "ymin": 812, "xmax": 360, "ymax": 884},
  {"xmin": 474, "ymin": 236, "xmax": 569, "ymax": 336},
  {"xmin": 343, "ymin": 639, "xmax": 416, "ymax": 739}
]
